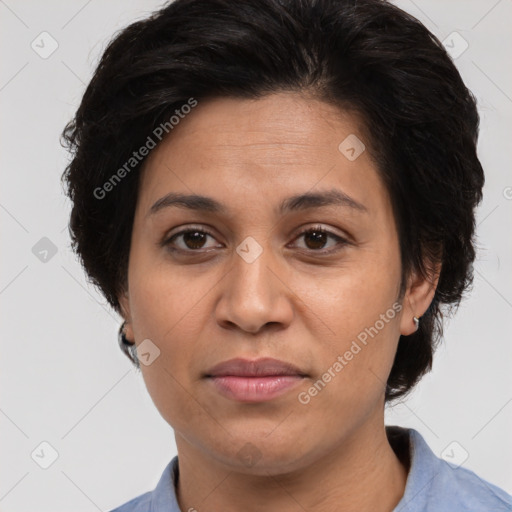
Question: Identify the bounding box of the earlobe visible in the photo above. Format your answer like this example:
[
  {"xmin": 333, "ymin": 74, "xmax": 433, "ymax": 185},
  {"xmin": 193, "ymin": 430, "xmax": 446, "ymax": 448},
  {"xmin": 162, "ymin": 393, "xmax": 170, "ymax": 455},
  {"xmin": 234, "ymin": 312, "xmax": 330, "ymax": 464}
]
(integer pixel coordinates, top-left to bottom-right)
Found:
[{"xmin": 399, "ymin": 262, "xmax": 441, "ymax": 336}]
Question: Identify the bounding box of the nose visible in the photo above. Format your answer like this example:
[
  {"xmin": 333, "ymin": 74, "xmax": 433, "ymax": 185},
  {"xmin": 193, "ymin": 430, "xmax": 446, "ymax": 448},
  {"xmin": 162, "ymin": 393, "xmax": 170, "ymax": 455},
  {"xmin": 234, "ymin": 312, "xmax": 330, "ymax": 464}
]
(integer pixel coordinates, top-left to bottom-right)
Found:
[{"xmin": 215, "ymin": 242, "xmax": 294, "ymax": 334}]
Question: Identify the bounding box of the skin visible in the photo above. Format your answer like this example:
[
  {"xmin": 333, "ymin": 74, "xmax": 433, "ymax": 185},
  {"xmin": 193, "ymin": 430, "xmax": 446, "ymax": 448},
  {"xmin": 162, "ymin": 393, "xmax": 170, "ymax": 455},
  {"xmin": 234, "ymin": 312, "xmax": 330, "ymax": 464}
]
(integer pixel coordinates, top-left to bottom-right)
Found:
[{"xmin": 119, "ymin": 91, "xmax": 439, "ymax": 512}]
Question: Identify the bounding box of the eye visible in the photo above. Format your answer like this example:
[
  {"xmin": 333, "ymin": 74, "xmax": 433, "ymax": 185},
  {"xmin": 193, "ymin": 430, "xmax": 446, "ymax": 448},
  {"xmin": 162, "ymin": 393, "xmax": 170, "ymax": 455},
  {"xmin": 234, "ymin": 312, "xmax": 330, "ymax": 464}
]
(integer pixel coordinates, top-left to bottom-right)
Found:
[
  {"xmin": 289, "ymin": 225, "xmax": 349, "ymax": 254},
  {"xmin": 163, "ymin": 226, "xmax": 222, "ymax": 252},
  {"xmin": 161, "ymin": 224, "xmax": 350, "ymax": 255}
]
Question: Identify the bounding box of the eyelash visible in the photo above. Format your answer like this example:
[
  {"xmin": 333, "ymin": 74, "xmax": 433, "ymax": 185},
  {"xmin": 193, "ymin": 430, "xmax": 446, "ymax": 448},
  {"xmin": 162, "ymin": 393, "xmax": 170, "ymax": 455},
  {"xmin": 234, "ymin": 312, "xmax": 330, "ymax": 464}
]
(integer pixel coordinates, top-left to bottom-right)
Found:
[{"xmin": 162, "ymin": 224, "xmax": 350, "ymax": 256}]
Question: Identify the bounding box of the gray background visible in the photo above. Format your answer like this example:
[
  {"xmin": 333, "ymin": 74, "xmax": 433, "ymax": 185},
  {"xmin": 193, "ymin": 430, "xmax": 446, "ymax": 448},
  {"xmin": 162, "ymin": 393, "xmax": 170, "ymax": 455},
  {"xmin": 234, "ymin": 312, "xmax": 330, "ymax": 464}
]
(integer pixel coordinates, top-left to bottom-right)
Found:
[{"xmin": 1, "ymin": 0, "xmax": 511, "ymax": 510}]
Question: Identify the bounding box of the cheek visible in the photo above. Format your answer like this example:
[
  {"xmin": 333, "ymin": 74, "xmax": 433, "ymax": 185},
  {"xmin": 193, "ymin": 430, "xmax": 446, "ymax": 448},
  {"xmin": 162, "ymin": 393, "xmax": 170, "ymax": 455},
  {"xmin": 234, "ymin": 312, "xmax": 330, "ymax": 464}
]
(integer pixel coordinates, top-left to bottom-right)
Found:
[
  {"xmin": 128, "ymin": 249, "xmax": 209, "ymax": 341},
  {"xmin": 292, "ymin": 242, "xmax": 401, "ymax": 342},
  {"xmin": 293, "ymin": 244, "xmax": 402, "ymax": 403},
  {"xmin": 129, "ymin": 272, "xmax": 204, "ymax": 431},
  {"xmin": 139, "ymin": 358, "xmax": 210, "ymax": 441},
  {"xmin": 126, "ymin": 254, "xmax": 202, "ymax": 400},
  {"xmin": 296, "ymin": 305, "xmax": 401, "ymax": 431}
]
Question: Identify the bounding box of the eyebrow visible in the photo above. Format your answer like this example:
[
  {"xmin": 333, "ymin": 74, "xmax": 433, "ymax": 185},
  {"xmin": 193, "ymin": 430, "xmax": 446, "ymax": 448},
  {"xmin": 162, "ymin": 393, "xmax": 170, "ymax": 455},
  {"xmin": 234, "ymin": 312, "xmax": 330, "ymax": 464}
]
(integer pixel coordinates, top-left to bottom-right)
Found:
[{"xmin": 147, "ymin": 188, "xmax": 368, "ymax": 217}]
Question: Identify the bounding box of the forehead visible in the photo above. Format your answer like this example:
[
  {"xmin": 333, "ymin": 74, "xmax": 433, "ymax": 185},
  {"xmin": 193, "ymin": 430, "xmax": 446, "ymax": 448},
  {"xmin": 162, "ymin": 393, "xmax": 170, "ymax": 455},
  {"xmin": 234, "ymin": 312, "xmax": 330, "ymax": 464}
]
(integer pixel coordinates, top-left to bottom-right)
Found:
[
  {"xmin": 147, "ymin": 93, "xmax": 367, "ymax": 162},
  {"xmin": 137, "ymin": 92, "xmax": 386, "ymax": 219}
]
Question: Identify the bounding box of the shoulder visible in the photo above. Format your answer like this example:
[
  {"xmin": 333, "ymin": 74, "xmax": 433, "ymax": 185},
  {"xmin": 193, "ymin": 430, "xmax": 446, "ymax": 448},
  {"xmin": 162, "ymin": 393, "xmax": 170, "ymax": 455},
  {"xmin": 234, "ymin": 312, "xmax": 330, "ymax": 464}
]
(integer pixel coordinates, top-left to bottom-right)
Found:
[
  {"xmin": 428, "ymin": 455, "xmax": 512, "ymax": 511},
  {"xmin": 389, "ymin": 426, "xmax": 512, "ymax": 512}
]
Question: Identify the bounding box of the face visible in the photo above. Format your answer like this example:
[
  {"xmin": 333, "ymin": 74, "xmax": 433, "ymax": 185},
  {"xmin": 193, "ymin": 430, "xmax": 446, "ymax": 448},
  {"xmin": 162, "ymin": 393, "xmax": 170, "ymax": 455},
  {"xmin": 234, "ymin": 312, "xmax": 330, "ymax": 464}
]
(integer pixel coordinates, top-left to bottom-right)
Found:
[{"xmin": 120, "ymin": 92, "xmax": 424, "ymax": 475}]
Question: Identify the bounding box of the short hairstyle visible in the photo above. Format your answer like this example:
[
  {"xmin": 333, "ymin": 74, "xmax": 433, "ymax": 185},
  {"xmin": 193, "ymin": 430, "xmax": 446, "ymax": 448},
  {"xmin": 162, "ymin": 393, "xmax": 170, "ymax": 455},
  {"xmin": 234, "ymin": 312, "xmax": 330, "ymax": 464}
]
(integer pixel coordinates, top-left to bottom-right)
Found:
[{"xmin": 61, "ymin": 0, "xmax": 484, "ymax": 403}]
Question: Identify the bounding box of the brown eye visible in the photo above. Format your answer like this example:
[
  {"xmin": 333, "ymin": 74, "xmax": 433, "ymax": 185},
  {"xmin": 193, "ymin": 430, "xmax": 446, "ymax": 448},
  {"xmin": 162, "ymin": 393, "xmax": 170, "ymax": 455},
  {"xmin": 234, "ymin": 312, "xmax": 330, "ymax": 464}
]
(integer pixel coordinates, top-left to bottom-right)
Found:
[
  {"xmin": 179, "ymin": 230, "xmax": 209, "ymax": 250},
  {"xmin": 303, "ymin": 230, "xmax": 329, "ymax": 250},
  {"xmin": 164, "ymin": 228, "xmax": 221, "ymax": 252},
  {"xmin": 291, "ymin": 226, "xmax": 349, "ymax": 254}
]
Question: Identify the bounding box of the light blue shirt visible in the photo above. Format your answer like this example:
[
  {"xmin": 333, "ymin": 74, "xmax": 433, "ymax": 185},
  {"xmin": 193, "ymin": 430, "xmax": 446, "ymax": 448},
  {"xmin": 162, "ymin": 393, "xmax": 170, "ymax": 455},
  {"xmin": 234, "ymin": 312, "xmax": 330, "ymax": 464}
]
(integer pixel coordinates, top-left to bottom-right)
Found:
[{"xmin": 110, "ymin": 426, "xmax": 512, "ymax": 511}]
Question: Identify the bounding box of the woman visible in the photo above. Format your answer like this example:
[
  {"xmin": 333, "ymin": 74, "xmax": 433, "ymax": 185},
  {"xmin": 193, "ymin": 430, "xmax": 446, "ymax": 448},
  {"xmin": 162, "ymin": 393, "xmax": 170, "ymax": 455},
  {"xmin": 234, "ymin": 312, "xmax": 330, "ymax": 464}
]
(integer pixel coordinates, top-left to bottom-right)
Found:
[{"xmin": 60, "ymin": 0, "xmax": 512, "ymax": 510}]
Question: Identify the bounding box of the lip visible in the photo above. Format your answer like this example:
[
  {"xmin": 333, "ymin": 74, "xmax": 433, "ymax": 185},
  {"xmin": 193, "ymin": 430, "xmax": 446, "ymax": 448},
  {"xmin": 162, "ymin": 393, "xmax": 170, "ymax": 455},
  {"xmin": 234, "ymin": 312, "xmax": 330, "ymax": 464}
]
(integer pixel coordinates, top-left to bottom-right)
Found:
[
  {"xmin": 205, "ymin": 357, "xmax": 307, "ymax": 378},
  {"xmin": 204, "ymin": 358, "xmax": 307, "ymax": 403}
]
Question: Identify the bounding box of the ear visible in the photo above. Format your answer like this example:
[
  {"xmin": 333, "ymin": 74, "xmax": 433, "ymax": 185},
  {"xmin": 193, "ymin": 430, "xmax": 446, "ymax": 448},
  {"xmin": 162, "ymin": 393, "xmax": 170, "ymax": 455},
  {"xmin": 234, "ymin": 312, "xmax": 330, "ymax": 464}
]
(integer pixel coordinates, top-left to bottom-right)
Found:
[
  {"xmin": 118, "ymin": 289, "xmax": 135, "ymax": 342},
  {"xmin": 399, "ymin": 260, "xmax": 441, "ymax": 336}
]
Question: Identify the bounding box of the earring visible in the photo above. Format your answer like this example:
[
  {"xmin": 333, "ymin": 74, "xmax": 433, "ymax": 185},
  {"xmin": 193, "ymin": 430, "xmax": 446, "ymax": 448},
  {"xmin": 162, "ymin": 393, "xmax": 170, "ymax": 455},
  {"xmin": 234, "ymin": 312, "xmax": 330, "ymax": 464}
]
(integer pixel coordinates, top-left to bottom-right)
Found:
[
  {"xmin": 413, "ymin": 316, "xmax": 420, "ymax": 331},
  {"xmin": 118, "ymin": 321, "xmax": 140, "ymax": 368}
]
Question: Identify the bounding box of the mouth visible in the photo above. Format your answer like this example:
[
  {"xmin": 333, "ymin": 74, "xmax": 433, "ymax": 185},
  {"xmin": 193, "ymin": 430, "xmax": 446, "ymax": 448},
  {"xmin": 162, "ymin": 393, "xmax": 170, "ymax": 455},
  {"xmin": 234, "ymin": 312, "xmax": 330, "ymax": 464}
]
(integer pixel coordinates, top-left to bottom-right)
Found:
[{"xmin": 204, "ymin": 357, "xmax": 308, "ymax": 403}]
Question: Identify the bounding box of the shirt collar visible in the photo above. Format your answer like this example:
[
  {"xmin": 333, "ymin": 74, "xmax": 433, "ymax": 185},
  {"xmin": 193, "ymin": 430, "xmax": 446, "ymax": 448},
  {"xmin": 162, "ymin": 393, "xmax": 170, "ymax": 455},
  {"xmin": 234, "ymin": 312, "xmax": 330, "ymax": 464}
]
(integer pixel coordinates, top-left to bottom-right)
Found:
[
  {"xmin": 149, "ymin": 454, "xmax": 181, "ymax": 512},
  {"xmin": 389, "ymin": 426, "xmax": 438, "ymax": 511}
]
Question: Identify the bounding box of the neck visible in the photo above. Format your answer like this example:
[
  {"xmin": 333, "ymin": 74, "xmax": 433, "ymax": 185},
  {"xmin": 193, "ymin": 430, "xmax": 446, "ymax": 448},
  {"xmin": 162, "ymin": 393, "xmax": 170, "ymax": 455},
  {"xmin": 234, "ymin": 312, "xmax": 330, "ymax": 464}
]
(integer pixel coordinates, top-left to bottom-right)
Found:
[{"xmin": 174, "ymin": 414, "xmax": 409, "ymax": 512}]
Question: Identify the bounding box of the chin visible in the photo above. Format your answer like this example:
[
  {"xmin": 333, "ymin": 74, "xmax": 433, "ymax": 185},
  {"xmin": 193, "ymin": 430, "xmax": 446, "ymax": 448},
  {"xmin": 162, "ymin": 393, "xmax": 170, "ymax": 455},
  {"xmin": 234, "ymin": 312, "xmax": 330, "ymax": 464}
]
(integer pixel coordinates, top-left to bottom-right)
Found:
[{"xmin": 212, "ymin": 434, "xmax": 313, "ymax": 476}]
